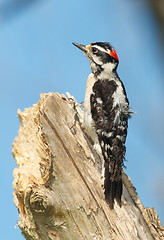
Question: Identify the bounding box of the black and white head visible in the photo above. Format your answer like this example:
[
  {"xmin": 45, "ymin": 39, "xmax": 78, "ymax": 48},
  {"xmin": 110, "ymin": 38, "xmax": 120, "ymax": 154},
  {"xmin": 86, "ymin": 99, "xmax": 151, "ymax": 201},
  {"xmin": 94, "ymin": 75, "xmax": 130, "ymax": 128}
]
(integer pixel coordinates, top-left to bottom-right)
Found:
[{"xmin": 73, "ymin": 42, "xmax": 119, "ymax": 77}]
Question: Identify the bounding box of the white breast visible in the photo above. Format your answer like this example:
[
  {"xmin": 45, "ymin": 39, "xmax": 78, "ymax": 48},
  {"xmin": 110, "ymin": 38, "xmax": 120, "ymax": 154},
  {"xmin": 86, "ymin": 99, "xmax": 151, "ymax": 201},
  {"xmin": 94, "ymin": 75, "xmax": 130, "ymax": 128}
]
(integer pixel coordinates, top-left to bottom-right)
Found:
[{"xmin": 82, "ymin": 73, "xmax": 98, "ymax": 142}]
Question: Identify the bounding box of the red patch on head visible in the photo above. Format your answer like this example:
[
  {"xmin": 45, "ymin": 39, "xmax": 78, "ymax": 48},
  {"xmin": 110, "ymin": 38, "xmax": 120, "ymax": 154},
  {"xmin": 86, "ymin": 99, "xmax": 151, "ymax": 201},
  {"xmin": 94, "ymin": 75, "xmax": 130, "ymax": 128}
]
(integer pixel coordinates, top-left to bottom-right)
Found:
[{"xmin": 108, "ymin": 49, "xmax": 119, "ymax": 61}]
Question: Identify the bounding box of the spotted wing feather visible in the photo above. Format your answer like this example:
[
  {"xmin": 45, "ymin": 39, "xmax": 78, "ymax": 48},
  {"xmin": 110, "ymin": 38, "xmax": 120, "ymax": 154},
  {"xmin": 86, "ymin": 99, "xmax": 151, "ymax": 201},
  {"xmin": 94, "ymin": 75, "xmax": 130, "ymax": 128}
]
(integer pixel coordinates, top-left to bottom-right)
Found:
[{"xmin": 90, "ymin": 79, "xmax": 130, "ymax": 208}]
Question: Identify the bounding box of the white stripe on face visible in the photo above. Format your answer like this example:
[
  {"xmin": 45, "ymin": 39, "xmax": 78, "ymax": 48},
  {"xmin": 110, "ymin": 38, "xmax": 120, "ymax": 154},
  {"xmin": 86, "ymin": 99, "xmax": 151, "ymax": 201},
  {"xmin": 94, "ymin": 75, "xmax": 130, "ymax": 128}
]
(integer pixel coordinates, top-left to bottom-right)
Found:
[{"xmin": 91, "ymin": 45, "xmax": 110, "ymax": 54}]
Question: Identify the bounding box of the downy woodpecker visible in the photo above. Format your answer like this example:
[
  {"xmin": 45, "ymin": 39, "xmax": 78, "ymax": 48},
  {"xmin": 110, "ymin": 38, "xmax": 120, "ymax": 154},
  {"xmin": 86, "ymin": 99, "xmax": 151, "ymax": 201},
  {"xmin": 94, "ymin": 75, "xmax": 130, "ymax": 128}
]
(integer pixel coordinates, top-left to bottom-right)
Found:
[{"xmin": 73, "ymin": 42, "xmax": 132, "ymax": 209}]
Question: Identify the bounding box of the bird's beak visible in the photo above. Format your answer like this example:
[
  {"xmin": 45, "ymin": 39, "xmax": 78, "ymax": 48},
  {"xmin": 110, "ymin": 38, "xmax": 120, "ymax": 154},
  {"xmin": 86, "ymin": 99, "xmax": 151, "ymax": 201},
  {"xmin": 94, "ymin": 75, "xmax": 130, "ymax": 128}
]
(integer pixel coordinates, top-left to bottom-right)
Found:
[{"xmin": 72, "ymin": 42, "xmax": 87, "ymax": 53}]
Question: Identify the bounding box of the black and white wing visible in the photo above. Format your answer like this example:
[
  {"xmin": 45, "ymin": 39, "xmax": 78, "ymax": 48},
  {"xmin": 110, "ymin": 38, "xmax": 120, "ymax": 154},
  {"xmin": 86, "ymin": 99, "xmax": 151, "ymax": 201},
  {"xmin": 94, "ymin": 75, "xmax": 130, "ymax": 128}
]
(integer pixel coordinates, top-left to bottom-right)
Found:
[{"xmin": 90, "ymin": 79, "xmax": 131, "ymax": 209}]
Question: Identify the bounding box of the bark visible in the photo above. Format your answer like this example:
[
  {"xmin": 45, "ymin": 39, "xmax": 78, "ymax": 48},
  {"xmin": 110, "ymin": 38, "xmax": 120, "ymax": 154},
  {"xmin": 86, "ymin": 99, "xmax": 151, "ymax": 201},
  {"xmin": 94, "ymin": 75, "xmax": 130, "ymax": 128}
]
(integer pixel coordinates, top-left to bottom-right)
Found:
[{"xmin": 12, "ymin": 92, "xmax": 164, "ymax": 240}]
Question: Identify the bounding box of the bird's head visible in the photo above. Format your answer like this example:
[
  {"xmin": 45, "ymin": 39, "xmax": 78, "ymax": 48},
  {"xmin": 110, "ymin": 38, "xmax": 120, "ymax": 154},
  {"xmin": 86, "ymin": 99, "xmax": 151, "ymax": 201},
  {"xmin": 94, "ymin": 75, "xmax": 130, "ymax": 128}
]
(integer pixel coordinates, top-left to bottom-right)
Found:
[{"xmin": 73, "ymin": 42, "xmax": 119, "ymax": 77}]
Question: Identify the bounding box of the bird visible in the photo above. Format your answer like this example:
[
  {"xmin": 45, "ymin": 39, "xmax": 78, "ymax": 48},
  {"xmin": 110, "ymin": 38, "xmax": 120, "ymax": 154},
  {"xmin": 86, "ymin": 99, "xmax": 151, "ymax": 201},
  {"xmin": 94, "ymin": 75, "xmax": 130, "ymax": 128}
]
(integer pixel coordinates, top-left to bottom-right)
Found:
[{"xmin": 72, "ymin": 42, "xmax": 132, "ymax": 209}]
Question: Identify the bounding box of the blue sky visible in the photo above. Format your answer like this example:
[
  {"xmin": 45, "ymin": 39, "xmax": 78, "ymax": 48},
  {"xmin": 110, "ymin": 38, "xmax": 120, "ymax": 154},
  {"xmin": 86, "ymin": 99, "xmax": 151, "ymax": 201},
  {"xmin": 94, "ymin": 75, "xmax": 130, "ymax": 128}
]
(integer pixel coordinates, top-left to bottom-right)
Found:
[{"xmin": 1, "ymin": 0, "xmax": 164, "ymax": 239}]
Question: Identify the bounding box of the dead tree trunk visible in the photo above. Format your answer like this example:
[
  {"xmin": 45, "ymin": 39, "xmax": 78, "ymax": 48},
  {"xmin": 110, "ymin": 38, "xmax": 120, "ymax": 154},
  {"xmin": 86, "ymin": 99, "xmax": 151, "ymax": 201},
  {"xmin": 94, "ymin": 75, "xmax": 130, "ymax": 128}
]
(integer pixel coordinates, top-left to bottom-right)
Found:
[{"xmin": 12, "ymin": 92, "xmax": 164, "ymax": 240}]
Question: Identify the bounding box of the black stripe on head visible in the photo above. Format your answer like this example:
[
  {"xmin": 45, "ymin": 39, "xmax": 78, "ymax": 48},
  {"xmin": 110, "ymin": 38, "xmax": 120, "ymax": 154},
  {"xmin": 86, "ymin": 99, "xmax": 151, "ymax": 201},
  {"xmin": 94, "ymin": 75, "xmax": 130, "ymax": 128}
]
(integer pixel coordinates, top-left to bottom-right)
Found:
[
  {"xmin": 90, "ymin": 42, "xmax": 118, "ymax": 64},
  {"xmin": 91, "ymin": 42, "xmax": 113, "ymax": 51}
]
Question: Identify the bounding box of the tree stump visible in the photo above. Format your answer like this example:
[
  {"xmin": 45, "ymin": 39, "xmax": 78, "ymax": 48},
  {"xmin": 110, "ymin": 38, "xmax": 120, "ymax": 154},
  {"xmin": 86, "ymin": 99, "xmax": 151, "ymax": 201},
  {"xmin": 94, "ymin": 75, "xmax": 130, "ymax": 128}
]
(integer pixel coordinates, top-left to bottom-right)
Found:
[{"xmin": 12, "ymin": 92, "xmax": 164, "ymax": 240}]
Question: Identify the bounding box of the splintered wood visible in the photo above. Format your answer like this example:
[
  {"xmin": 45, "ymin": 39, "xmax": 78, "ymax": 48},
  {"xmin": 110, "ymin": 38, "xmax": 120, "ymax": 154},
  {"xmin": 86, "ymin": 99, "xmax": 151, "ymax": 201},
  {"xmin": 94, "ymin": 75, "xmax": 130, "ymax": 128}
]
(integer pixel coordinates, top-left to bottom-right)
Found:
[{"xmin": 12, "ymin": 92, "xmax": 164, "ymax": 240}]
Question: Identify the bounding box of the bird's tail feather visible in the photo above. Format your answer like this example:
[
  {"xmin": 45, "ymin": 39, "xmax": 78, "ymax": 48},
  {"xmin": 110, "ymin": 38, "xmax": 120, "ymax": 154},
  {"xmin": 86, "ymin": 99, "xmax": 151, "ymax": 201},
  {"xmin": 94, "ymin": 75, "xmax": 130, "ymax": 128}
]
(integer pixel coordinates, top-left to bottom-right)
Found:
[{"xmin": 104, "ymin": 162, "xmax": 122, "ymax": 209}]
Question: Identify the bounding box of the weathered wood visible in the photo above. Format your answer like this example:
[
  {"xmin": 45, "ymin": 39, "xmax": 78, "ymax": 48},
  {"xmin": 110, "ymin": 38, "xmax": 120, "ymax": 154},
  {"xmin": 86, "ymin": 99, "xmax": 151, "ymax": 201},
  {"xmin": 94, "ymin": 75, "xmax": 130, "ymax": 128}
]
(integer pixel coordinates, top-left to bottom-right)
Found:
[{"xmin": 12, "ymin": 92, "xmax": 164, "ymax": 240}]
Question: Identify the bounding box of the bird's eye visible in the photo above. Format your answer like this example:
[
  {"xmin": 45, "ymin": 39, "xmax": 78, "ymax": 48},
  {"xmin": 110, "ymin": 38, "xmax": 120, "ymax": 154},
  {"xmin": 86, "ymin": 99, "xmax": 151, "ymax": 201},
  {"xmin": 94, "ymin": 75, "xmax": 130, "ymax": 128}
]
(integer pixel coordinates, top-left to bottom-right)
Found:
[{"xmin": 92, "ymin": 47, "xmax": 98, "ymax": 53}]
